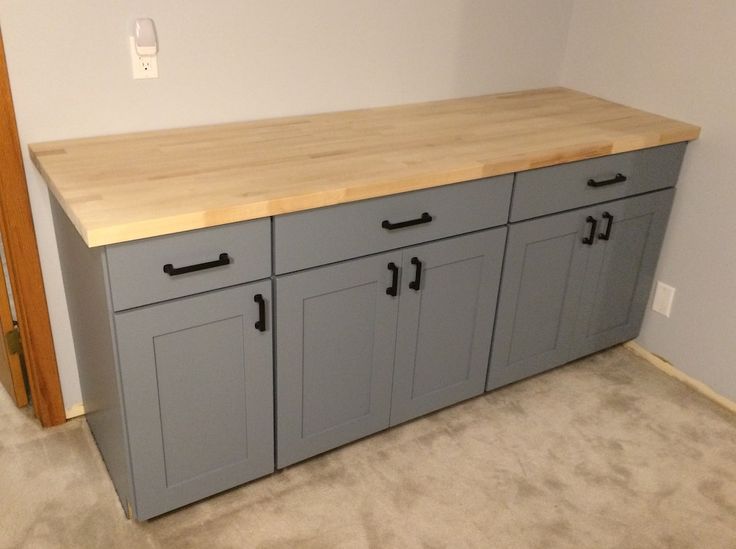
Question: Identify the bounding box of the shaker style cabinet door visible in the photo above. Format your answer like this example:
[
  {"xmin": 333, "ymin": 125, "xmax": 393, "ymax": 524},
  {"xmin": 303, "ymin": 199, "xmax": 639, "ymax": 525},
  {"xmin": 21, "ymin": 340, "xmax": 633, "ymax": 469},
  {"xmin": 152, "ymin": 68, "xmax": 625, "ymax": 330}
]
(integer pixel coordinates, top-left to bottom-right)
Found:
[
  {"xmin": 275, "ymin": 251, "xmax": 402, "ymax": 468},
  {"xmin": 390, "ymin": 228, "xmax": 506, "ymax": 426},
  {"xmin": 115, "ymin": 281, "xmax": 274, "ymax": 520},
  {"xmin": 487, "ymin": 209, "xmax": 592, "ymax": 390},
  {"xmin": 572, "ymin": 189, "xmax": 675, "ymax": 358}
]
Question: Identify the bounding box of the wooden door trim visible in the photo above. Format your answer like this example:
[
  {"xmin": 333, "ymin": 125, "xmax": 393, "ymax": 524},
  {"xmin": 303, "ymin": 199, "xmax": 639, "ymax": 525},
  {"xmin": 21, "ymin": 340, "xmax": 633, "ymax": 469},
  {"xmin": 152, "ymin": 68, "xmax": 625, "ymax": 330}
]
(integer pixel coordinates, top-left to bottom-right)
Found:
[
  {"xmin": 0, "ymin": 30, "xmax": 65, "ymax": 426},
  {"xmin": 0, "ymin": 247, "xmax": 28, "ymax": 407}
]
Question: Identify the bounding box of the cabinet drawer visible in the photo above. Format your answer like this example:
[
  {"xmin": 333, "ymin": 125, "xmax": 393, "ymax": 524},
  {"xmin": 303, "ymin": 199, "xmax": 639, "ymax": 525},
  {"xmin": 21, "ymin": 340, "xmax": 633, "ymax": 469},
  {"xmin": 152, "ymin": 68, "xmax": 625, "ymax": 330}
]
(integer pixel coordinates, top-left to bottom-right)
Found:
[
  {"xmin": 107, "ymin": 219, "xmax": 271, "ymax": 311},
  {"xmin": 510, "ymin": 143, "xmax": 686, "ymax": 221},
  {"xmin": 273, "ymin": 175, "xmax": 512, "ymax": 274}
]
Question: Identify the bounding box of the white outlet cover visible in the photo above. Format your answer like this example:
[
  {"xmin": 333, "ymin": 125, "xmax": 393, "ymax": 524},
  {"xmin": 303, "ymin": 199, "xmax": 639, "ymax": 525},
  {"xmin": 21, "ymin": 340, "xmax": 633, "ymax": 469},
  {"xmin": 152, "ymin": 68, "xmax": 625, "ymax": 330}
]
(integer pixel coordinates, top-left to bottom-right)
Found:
[
  {"xmin": 129, "ymin": 37, "xmax": 158, "ymax": 79},
  {"xmin": 652, "ymin": 281, "xmax": 676, "ymax": 317}
]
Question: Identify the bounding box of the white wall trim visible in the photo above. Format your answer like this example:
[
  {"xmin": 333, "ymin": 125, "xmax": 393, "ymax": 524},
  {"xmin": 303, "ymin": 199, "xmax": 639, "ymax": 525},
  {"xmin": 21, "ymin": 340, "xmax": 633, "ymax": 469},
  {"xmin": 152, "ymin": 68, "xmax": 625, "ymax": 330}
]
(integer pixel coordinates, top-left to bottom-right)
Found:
[
  {"xmin": 65, "ymin": 402, "xmax": 85, "ymax": 419},
  {"xmin": 625, "ymin": 341, "xmax": 736, "ymax": 414}
]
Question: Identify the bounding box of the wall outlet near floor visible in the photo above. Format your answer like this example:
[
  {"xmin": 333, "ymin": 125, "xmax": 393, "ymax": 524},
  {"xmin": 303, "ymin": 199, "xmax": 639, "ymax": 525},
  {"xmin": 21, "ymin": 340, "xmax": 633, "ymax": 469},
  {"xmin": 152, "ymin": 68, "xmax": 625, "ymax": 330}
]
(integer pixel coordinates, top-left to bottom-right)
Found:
[
  {"xmin": 652, "ymin": 281, "xmax": 676, "ymax": 317},
  {"xmin": 129, "ymin": 37, "xmax": 158, "ymax": 79}
]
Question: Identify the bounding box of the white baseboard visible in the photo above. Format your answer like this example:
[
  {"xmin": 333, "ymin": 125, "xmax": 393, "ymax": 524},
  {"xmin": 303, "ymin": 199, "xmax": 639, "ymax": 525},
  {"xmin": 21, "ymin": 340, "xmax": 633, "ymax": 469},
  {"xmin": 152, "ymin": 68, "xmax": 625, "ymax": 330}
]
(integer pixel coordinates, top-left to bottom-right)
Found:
[
  {"xmin": 624, "ymin": 341, "xmax": 736, "ymax": 414},
  {"xmin": 65, "ymin": 402, "xmax": 86, "ymax": 419}
]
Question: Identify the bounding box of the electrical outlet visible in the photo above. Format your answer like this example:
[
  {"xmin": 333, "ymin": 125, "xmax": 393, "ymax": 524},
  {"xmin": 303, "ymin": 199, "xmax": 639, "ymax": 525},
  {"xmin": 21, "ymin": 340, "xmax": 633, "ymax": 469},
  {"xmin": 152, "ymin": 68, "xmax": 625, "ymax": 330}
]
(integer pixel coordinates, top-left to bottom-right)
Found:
[
  {"xmin": 129, "ymin": 37, "xmax": 158, "ymax": 79},
  {"xmin": 652, "ymin": 281, "xmax": 676, "ymax": 317}
]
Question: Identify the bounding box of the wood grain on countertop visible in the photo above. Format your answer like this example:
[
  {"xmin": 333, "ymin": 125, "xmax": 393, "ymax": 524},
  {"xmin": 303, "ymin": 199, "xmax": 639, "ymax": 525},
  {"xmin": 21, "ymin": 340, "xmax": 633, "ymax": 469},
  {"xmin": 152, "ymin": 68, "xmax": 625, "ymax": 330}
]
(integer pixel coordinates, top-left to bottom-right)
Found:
[{"xmin": 30, "ymin": 87, "xmax": 700, "ymax": 247}]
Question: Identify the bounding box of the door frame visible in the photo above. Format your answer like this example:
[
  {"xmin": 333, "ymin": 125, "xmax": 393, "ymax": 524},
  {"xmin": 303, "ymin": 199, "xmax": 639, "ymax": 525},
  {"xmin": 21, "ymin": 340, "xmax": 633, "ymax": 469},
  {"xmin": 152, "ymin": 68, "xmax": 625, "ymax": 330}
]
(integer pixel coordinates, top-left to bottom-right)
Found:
[
  {"xmin": 0, "ymin": 243, "xmax": 27, "ymax": 407},
  {"xmin": 0, "ymin": 29, "xmax": 65, "ymax": 426}
]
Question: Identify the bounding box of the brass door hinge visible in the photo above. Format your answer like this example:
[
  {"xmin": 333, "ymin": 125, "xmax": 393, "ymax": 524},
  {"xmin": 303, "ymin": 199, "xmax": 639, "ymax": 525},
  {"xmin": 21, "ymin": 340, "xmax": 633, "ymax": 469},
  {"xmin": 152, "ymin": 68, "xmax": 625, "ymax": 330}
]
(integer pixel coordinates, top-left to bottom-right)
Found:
[{"xmin": 5, "ymin": 325, "xmax": 21, "ymax": 355}]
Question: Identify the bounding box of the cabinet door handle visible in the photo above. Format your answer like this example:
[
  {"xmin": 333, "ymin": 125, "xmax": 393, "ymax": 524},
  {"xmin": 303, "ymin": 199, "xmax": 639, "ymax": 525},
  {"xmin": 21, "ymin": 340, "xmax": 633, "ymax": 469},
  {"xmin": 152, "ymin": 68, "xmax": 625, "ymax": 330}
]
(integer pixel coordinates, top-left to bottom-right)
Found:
[
  {"xmin": 386, "ymin": 262, "xmax": 399, "ymax": 296},
  {"xmin": 587, "ymin": 173, "xmax": 627, "ymax": 188},
  {"xmin": 582, "ymin": 216, "xmax": 597, "ymax": 245},
  {"xmin": 254, "ymin": 294, "xmax": 266, "ymax": 332},
  {"xmin": 381, "ymin": 212, "xmax": 433, "ymax": 230},
  {"xmin": 409, "ymin": 257, "xmax": 422, "ymax": 291},
  {"xmin": 163, "ymin": 252, "xmax": 230, "ymax": 276},
  {"xmin": 598, "ymin": 212, "xmax": 614, "ymax": 240}
]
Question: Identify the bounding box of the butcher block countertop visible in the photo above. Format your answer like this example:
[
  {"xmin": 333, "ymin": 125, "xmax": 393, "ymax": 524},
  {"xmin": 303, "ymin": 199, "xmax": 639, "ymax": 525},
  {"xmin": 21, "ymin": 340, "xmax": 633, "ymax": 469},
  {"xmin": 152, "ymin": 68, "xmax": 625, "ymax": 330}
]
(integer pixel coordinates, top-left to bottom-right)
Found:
[{"xmin": 30, "ymin": 87, "xmax": 700, "ymax": 247}]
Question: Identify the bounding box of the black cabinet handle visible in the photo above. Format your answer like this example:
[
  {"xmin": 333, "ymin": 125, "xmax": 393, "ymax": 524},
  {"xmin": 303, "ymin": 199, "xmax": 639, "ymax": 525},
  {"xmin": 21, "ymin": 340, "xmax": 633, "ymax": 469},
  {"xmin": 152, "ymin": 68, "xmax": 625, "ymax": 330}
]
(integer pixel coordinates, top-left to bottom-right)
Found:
[
  {"xmin": 381, "ymin": 212, "xmax": 433, "ymax": 230},
  {"xmin": 587, "ymin": 173, "xmax": 627, "ymax": 187},
  {"xmin": 582, "ymin": 216, "xmax": 597, "ymax": 245},
  {"xmin": 598, "ymin": 212, "xmax": 614, "ymax": 240},
  {"xmin": 254, "ymin": 294, "xmax": 266, "ymax": 332},
  {"xmin": 163, "ymin": 252, "xmax": 230, "ymax": 276},
  {"xmin": 386, "ymin": 262, "xmax": 399, "ymax": 296},
  {"xmin": 409, "ymin": 257, "xmax": 422, "ymax": 291}
]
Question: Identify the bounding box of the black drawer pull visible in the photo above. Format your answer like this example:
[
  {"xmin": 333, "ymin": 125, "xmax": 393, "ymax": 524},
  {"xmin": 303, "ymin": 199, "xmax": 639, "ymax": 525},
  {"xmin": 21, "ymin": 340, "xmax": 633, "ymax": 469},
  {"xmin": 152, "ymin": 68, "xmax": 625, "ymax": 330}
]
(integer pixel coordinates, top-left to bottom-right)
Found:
[
  {"xmin": 409, "ymin": 257, "xmax": 422, "ymax": 291},
  {"xmin": 386, "ymin": 262, "xmax": 399, "ymax": 297},
  {"xmin": 163, "ymin": 252, "xmax": 230, "ymax": 276},
  {"xmin": 381, "ymin": 212, "xmax": 433, "ymax": 230},
  {"xmin": 598, "ymin": 212, "xmax": 614, "ymax": 241},
  {"xmin": 582, "ymin": 216, "xmax": 597, "ymax": 245},
  {"xmin": 254, "ymin": 294, "xmax": 266, "ymax": 332},
  {"xmin": 587, "ymin": 173, "xmax": 627, "ymax": 188}
]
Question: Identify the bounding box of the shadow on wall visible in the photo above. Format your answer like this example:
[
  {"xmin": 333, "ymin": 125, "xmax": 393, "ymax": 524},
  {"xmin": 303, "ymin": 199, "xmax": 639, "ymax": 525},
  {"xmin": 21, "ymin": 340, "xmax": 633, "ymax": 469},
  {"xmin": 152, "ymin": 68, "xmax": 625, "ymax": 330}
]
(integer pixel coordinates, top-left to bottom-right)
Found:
[{"xmin": 452, "ymin": 0, "xmax": 572, "ymax": 96}]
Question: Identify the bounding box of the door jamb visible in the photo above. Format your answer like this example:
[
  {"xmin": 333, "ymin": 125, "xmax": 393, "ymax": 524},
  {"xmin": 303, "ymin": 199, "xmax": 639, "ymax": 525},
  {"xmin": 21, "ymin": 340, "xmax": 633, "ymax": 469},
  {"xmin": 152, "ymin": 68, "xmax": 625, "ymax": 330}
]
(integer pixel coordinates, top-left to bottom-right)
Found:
[{"xmin": 0, "ymin": 29, "xmax": 65, "ymax": 426}]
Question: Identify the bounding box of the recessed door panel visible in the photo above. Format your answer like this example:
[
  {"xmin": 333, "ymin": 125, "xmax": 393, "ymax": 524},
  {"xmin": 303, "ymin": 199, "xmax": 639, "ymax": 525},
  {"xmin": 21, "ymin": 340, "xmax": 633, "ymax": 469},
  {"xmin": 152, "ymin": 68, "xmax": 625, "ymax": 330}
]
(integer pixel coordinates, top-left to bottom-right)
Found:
[
  {"xmin": 115, "ymin": 281, "xmax": 274, "ymax": 520},
  {"xmin": 487, "ymin": 210, "xmax": 591, "ymax": 390},
  {"xmin": 391, "ymin": 228, "xmax": 506, "ymax": 425},
  {"xmin": 573, "ymin": 189, "xmax": 675, "ymax": 357},
  {"xmin": 276, "ymin": 252, "xmax": 401, "ymax": 467}
]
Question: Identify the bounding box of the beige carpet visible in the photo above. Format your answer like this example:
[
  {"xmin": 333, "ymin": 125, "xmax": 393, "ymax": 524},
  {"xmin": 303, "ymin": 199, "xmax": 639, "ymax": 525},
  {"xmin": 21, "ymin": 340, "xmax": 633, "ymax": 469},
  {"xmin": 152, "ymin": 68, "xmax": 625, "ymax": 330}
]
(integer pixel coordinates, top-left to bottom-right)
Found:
[{"xmin": 1, "ymin": 346, "xmax": 735, "ymax": 548}]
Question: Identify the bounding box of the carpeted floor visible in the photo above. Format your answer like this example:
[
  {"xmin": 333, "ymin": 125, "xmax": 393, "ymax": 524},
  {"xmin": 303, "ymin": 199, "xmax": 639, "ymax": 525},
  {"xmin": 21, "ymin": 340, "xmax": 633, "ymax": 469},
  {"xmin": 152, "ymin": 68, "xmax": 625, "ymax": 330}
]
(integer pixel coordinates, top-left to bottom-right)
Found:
[{"xmin": 1, "ymin": 345, "xmax": 735, "ymax": 548}]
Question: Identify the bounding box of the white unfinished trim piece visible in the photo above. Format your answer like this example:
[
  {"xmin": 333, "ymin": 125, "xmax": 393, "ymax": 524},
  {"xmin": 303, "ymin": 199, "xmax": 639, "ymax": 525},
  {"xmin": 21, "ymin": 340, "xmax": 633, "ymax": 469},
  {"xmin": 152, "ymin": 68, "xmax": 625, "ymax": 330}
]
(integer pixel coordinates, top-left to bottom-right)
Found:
[
  {"xmin": 65, "ymin": 402, "xmax": 85, "ymax": 419},
  {"xmin": 624, "ymin": 341, "xmax": 736, "ymax": 414}
]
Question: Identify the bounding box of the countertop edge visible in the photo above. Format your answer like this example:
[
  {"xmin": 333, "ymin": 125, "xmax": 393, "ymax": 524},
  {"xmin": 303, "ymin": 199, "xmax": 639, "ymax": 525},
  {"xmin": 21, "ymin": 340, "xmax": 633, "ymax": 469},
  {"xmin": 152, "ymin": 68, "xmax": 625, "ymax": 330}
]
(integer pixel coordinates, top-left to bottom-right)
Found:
[
  {"xmin": 28, "ymin": 86, "xmax": 701, "ymax": 248},
  {"xmin": 79, "ymin": 135, "xmax": 699, "ymax": 248}
]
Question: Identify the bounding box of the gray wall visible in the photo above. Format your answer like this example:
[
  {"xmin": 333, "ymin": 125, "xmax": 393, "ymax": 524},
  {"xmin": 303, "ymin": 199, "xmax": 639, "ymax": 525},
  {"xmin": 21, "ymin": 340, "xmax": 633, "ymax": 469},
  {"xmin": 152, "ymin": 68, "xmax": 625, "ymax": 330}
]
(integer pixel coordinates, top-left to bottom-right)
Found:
[
  {"xmin": 0, "ymin": 1, "xmax": 574, "ymax": 414},
  {"xmin": 561, "ymin": 0, "xmax": 736, "ymax": 402}
]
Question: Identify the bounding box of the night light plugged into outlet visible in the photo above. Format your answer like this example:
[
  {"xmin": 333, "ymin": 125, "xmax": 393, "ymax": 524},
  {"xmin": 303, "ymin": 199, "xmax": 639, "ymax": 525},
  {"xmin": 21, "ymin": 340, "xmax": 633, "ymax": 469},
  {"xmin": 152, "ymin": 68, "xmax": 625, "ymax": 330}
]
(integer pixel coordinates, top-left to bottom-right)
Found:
[
  {"xmin": 130, "ymin": 19, "xmax": 158, "ymax": 79},
  {"xmin": 652, "ymin": 281, "xmax": 676, "ymax": 317}
]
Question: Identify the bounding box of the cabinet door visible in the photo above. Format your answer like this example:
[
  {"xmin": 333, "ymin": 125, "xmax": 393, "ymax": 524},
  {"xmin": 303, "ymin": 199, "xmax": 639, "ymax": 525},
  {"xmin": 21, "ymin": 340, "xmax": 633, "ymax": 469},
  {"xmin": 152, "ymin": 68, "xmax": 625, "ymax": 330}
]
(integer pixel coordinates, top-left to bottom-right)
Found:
[
  {"xmin": 390, "ymin": 228, "xmax": 506, "ymax": 426},
  {"xmin": 275, "ymin": 252, "xmax": 401, "ymax": 468},
  {"xmin": 115, "ymin": 281, "xmax": 274, "ymax": 520},
  {"xmin": 573, "ymin": 189, "xmax": 675, "ymax": 358},
  {"xmin": 487, "ymin": 209, "xmax": 592, "ymax": 390}
]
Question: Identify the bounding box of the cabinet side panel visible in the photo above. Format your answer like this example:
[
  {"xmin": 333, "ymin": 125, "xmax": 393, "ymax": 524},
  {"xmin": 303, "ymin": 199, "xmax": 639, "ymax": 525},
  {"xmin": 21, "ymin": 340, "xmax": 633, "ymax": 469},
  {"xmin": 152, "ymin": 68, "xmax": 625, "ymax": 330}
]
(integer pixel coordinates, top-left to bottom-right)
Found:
[{"xmin": 50, "ymin": 195, "xmax": 134, "ymax": 515}]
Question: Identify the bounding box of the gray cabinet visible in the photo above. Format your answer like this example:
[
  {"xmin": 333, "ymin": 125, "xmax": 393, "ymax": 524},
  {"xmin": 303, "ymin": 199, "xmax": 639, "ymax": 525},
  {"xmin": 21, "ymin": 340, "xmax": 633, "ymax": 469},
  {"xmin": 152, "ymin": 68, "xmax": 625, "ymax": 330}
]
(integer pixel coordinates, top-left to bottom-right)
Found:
[
  {"xmin": 390, "ymin": 228, "xmax": 505, "ymax": 426},
  {"xmin": 114, "ymin": 281, "xmax": 274, "ymax": 519},
  {"xmin": 53, "ymin": 196, "xmax": 277, "ymax": 521},
  {"xmin": 487, "ymin": 209, "xmax": 589, "ymax": 389},
  {"xmin": 573, "ymin": 189, "xmax": 675, "ymax": 357},
  {"xmin": 273, "ymin": 176, "xmax": 512, "ymax": 274},
  {"xmin": 510, "ymin": 143, "xmax": 685, "ymax": 221},
  {"xmin": 276, "ymin": 228, "xmax": 506, "ymax": 465},
  {"xmin": 275, "ymin": 252, "xmax": 401, "ymax": 468},
  {"xmin": 106, "ymin": 219, "xmax": 271, "ymax": 311},
  {"xmin": 51, "ymin": 139, "xmax": 689, "ymax": 520},
  {"xmin": 487, "ymin": 189, "xmax": 674, "ymax": 390}
]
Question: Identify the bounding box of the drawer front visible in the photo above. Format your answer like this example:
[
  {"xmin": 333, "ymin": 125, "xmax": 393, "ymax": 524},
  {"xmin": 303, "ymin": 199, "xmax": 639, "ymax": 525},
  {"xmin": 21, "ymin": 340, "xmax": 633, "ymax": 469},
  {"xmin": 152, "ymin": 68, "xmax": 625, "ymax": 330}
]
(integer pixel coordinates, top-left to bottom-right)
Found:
[
  {"xmin": 273, "ymin": 176, "xmax": 512, "ymax": 274},
  {"xmin": 510, "ymin": 142, "xmax": 686, "ymax": 221},
  {"xmin": 107, "ymin": 219, "xmax": 271, "ymax": 311}
]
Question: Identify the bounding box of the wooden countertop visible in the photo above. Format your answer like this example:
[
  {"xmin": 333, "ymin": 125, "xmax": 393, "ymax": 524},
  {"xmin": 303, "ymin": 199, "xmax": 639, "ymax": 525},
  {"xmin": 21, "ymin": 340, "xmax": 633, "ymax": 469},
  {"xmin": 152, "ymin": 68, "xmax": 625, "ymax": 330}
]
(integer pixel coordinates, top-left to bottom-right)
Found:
[{"xmin": 30, "ymin": 87, "xmax": 700, "ymax": 247}]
